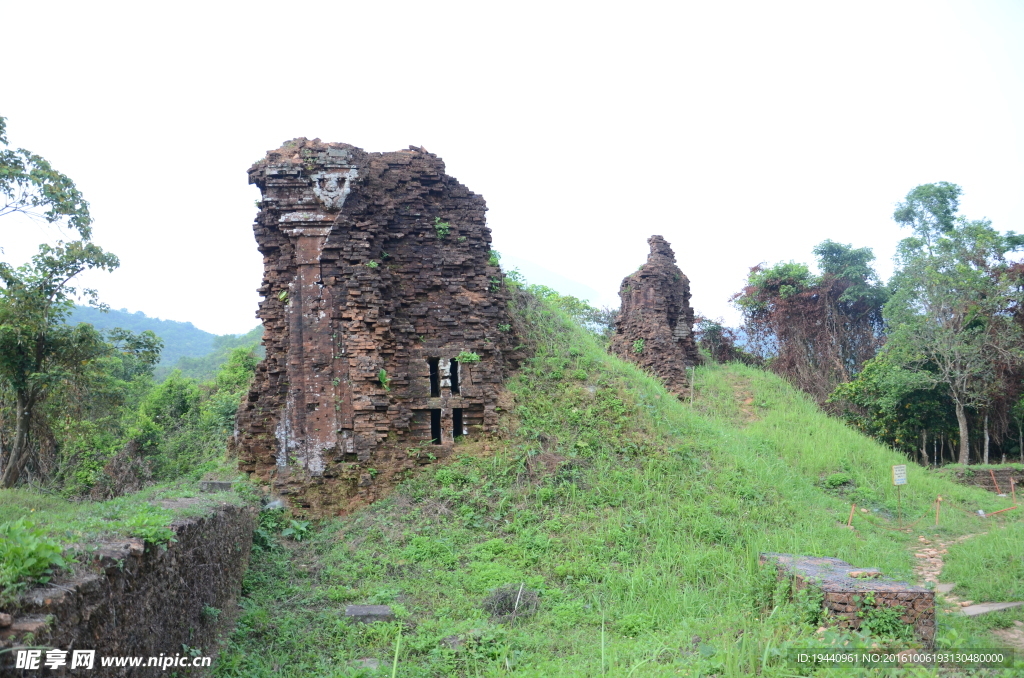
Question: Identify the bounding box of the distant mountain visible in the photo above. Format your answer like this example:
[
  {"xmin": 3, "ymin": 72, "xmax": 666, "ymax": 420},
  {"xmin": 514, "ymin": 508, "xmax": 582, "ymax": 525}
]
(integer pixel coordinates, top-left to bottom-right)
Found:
[{"xmin": 67, "ymin": 306, "xmax": 218, "ymax": 365}]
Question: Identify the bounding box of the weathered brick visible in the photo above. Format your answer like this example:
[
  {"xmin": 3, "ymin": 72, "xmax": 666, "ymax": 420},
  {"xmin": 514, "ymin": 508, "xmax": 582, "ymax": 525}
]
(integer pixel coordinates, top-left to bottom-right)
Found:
[
  {"xmin": 610, "ymin": 236, "xmax": 699, "ymax": 396},
  {"xmin": 233, "ymin": 139, "xmax": 517, "ymax": 515}
]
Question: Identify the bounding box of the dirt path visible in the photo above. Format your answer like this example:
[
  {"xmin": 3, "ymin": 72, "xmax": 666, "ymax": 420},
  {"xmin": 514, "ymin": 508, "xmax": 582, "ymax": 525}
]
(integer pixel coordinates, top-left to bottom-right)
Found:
[
  {"xmin": 723, "ymin": 373, "xmax": 759, "ymax": 426},
  {"xmin": 913, "ymin": 534, "xmax": 972, "ymax": 607},
  {"xmin": 913, "ymin": 534, "xmax": 1024, "ymax": 650}
]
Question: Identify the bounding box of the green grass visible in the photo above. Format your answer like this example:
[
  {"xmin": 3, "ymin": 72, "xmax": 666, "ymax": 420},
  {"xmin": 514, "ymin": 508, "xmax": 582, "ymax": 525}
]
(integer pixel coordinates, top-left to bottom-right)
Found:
[
  {"xmin": 0, "ymin": 470, "xmax": 251, "ymax": 551},
  {"xmin": 210, "ymin": 291, "xmax": 1023, "ymax": 677},
  {"xmin": 943, "ymin": 521, "xmax": 1024, "ymax": 602}
]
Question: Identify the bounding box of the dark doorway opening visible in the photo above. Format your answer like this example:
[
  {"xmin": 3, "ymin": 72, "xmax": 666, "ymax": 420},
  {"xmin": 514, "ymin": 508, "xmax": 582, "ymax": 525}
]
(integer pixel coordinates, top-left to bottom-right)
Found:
[
  {"xmin": 453, "ymin": 408, "xmax": 464, "ymax": 439},
  {"xmin": 428, "ymin": 358, "xmax": 440, "ymax": 397},
  {"xmin": 450, "ymin": 359, "xmax": 460, "ymax": 394},
  {"xmin": 430, "ymin": 409, "xmax": 442, "ymax": 445}
]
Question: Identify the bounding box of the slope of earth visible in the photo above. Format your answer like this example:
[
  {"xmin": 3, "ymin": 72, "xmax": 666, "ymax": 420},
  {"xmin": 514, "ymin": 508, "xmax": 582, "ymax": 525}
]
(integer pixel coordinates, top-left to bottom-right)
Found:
[{"xmin": 212, "ymin": 290, "xmax": 1022, "ymax": 677}]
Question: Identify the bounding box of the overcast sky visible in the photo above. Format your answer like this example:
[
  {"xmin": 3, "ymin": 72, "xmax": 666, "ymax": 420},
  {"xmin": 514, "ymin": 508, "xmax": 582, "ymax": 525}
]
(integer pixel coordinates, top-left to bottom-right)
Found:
[{"xmin": 3, "ymin": 0, "xmax": 1023, "ymax": 335}]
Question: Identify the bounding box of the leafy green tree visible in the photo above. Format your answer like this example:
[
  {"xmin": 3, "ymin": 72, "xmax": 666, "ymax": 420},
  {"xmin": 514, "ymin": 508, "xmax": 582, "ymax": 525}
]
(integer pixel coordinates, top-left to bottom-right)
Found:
[
  {"xmin": 830, "ymin": 354, "xmax": 955, "ymax": 462},
  {"xmin": 882, "ymin": 183, "xmax": 1024, "ymax": 464},
  {"xmin": 0, "ymin": 241, "xmax": 118, "ymax": 486},
  {"xmin": 0, "ymin": 116, "xmax": 92, "ymax": 238}
]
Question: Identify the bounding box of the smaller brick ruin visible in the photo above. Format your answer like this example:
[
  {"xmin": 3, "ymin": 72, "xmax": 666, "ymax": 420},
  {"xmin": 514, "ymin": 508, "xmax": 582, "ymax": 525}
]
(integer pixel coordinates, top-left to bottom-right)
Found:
[
  {"xmin": 948, "ymin": 465, "xmax": 1022, "ymax": 494},
  {"xmin": 611, "ymin": 236, "xmax": 699, "ymax": 395},
  {"xmin": 761, "ymin": 552, "xmax": 935, "ymax": 645},
  {"xmin": 233, "ymin": 139, "xmax": 514, "ymax": 514}
]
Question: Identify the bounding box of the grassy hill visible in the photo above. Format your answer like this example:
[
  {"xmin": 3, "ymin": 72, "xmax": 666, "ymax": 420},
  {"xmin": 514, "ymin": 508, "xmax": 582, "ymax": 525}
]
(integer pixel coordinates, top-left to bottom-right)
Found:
[{"xmin": 210, "ymin": 290, "xmax": 1023, "ymax": 677}]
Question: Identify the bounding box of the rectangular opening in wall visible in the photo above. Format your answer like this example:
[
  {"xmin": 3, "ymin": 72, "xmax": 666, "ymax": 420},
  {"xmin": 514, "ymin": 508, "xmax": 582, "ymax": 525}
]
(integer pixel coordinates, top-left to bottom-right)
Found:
[
  {"xmin": 430, "ymin": 408, "xmax": 441, "ymax": 445},
  {"xmin": 450, "ymin": 359, "xmax": 460, "ymax": 394},
  {"xmin": 428, "ymin": 358, "xmax": 440, "ymax": 397},
  {"xmin": 453, "ymin": 408, "xmax": 464, "ymax": 438}
]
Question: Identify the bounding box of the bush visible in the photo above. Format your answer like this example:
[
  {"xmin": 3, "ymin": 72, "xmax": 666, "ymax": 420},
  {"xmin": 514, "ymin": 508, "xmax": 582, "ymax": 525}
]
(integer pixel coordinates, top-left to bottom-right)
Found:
[
  {"xmin": 825, "ymin": 472, "xmax": 854, "ymax": 488},
  {"xmin": 0, "ymin": 519, "xmax": 66, "ymax": 594}
]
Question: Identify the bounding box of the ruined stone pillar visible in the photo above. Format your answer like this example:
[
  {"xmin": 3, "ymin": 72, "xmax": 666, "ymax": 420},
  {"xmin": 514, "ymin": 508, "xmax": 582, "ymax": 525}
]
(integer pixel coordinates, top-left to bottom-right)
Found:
[{"xmin": 610, "ymin": 235, "xmax": 700, "ymax": 396}]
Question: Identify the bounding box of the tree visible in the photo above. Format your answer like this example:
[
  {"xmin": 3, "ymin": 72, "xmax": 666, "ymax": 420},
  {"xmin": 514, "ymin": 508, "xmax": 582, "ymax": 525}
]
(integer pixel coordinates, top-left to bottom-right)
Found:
[
  {"xmin": 0, "ymin": 240, "xmax": 119, "ymax": 486},
  {"xmin": 882, "ymin": 183, "xmax": 1024, "ymax": 465},
  {"xmin": 0, "ymin": 116, "xmax": 92, "ymax": 238}
]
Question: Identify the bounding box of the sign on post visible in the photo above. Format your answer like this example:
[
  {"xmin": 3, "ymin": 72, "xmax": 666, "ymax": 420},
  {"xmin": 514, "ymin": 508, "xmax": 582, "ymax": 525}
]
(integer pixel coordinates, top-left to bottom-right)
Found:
[{"xmin": 892, "ymin": 464, "xmax": 907, "ymax": 486}]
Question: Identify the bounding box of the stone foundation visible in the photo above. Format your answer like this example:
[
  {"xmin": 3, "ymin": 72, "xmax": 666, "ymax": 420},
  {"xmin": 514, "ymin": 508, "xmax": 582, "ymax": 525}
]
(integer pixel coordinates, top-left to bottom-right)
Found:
[
  {"xmin": 0, "ymin": 503, "xmax": 256, "ymax": 677},
  {"xmin": 948, "ymin": 465, "xmax": 1022, "ymax": 494},
  {"xmin": 761, "ymin": 552, "xmax": 935, "ymax": 645}
]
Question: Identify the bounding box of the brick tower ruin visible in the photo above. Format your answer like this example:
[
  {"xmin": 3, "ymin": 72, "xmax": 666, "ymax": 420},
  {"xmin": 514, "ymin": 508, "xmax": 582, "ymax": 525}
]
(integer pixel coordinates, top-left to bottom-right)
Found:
[
  {"xmin": 611, "ymin": 236, "xmax": 700, "ymax": 395},
  {"xmin": 234, "ymin": 138, "xmax": 513, "ymax": 513}
]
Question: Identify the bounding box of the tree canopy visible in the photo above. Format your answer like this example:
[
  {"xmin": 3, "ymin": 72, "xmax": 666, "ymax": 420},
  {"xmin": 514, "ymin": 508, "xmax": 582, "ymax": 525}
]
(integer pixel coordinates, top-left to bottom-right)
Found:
[{"xmin": 0, "ymin": 116, "xmax": 93, "ymax": 238}]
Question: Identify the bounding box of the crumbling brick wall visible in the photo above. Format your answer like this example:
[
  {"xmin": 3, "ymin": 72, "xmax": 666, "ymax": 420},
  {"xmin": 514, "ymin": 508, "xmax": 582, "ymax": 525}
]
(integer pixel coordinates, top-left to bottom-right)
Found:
[
  {"xmin": 610, "ymin": 236, "xmax": 699, "ymax": 395},
  {"xmin": 233, "ymin": 139, "xmax": 513, "ymax": 514},
  {"xmin": 949, "ymin": 466, "xmax": 1022, "ymax": 494},
  {"xmin": 761, "ymin": 553, "xmax": 935, "ymax": 645},
  {"xmin": 0, "ymin": 503, "xmax": 255, "ymax": 677}
]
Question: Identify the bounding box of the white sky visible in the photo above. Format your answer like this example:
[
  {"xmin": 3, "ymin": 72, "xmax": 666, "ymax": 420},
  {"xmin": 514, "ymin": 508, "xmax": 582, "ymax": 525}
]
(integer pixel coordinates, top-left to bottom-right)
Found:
[{"xmin": 2, "ymin": 0, "xmax": 1022, "ymax": 335}]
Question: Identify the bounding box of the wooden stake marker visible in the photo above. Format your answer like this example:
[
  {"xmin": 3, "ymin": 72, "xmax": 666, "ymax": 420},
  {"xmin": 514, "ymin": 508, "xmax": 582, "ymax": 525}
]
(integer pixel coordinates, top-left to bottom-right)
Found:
[{"xmin": 847, "ymin": 503, "xmax": 856, "ymax": 529}]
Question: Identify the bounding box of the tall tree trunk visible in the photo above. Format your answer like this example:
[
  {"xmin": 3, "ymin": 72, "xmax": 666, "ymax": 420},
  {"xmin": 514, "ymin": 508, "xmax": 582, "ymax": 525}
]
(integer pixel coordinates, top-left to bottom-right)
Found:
[
  {"xmin": 983, "ymin": 414, "xmax": 990, "ymax": 465},
  {"xmin": 1, "ymin": 392, "xmax": 31, "ymax": 487},
  {"xmin": 921, "ymin": 430, "xmax": 928, "ymax": 466},
  {"xmin": 1020, "ymin": 422, "xmax": 1023, "ymax": 464},
  {"xmin": 933, "ymin": 436, "xmax": 938, "ymax": 467},
  {"xmin": 955, "ymin": 401, "xmax": 970, "ymax": 465}
]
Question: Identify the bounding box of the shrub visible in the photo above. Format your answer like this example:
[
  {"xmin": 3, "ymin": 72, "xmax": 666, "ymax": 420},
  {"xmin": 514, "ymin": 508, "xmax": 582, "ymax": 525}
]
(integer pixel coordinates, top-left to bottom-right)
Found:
[
  {"xmin": 0, "ymin": 519, "xmax": 66, "ymax": 594},
  {"xmin": 825, "ymin": 472, "xmax": 853, "ymax": 488}
]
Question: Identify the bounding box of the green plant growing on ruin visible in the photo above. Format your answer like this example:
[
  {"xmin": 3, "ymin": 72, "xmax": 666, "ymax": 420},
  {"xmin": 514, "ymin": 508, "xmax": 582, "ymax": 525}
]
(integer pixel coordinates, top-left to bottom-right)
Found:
[
  {"xmin": 366, "ymin": 260, "xmax": 379, "ymax": 269},
  {"xmin": 123, "ymin": 508, "xmax": 176, "ymax": 545},
  {"xmin": 632, "ymin": 338, "xmax": 645, "ymax": 354},
  {"xmin": 378, "ymin": 368, "xmax": 391, "ymax": 391},
  {"xmin": 281, "ymin": 519, "xmax": 311, "ymax": 542},
  {"xmin": 456, "ymin": 351, "xmax": 481, "ymax": 363},
  {"xmin": 278, "ymin": 290, "xmax": 288, "ymax": 302},
  {"xmin": 458, "ymin": 236, "xmax": 467, "ymax": 242},
  {"xmin": 498, "ymin": 324, "xmax": 511, "ymax": 333},
  {"xmin": 433, "ymin": 217, "xmax": 450, "ymax": 239},
  {"xmin": 488, "ymin": 249, "xmax": 501, "ymax": 267},
  {"xmin": 202, "ymin": 605, "xmax": 222, "ymax": 624},
  {"xmin": 0, "ymin": 519, "xmax": 66, "ymax": 595},
  {"xmin": 855, "ymin": 593, "xmax": 913, "ymax": 640}
]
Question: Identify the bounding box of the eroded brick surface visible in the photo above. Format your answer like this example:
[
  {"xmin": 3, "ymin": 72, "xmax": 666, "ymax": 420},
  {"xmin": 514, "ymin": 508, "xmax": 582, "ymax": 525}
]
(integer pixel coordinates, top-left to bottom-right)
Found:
[
  {"xmin": 0, "ymin": 504, "xmax": 255, "ymax": 676},
  {"xmin": 233, "ymin": 139, "xmax": 513, "ymax": 514},
  {"xmin": 950, "ymin": 466, "xmax": 1022, "ymax": 494},
  {"xmin": 610, "ymin": 236, "xmax": 699, "ymax": 395},
  {"xmin": 761, "ymin": 552, "xmax": 935, "ymax": 645}
]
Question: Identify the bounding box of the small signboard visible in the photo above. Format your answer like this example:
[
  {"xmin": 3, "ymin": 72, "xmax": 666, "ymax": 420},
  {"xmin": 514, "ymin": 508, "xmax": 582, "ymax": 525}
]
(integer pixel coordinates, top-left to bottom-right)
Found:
[{"xmin": 892, "ymin": 464, "xmax": 908, "ymax": 486}]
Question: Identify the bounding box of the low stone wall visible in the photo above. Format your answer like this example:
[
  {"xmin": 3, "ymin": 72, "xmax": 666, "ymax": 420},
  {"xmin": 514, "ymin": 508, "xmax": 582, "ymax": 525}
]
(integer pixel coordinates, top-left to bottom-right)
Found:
[
  {"xmin": 0, "ymin": 502, "xmax": 256, "ymax": 677},
  {"xmin": 761, "ymin": 552, "xmax": 935, "ymax": 646},
  {"xmin": 948, "ymin": 466, "xmax": 1022, "ymax": 494}
]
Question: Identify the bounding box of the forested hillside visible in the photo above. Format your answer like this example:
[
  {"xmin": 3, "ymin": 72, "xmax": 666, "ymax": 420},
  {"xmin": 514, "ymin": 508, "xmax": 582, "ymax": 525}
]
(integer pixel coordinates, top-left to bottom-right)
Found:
[{"xmin": 67, "ymin": 305, "xmax": 217, "ymax": 365}]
